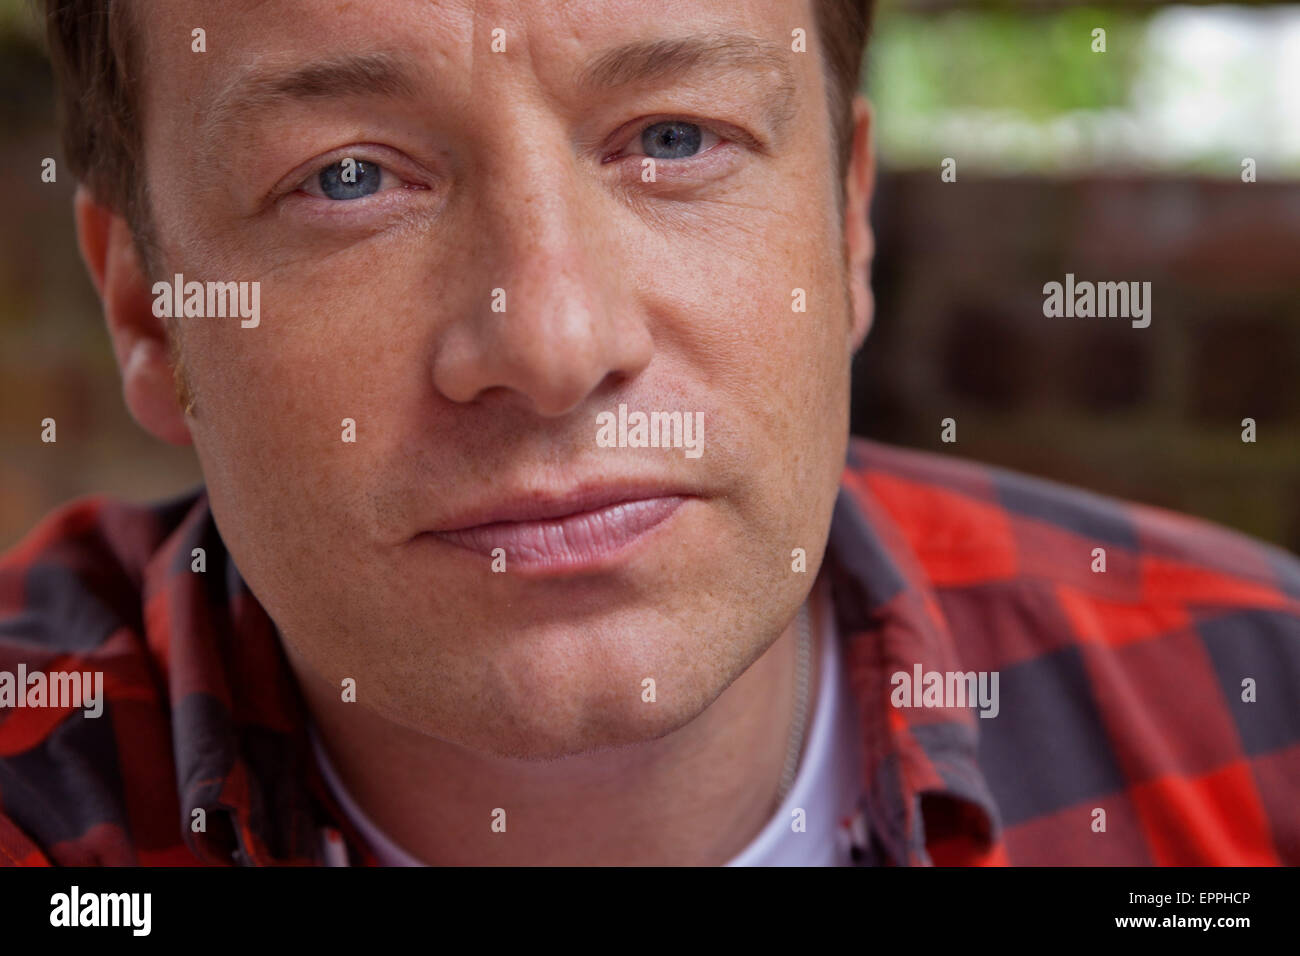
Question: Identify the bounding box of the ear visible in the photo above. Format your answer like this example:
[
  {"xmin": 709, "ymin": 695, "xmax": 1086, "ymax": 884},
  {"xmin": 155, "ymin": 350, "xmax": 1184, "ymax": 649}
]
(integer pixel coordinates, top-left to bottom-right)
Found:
[
  {"xmin": 843, "ymin": 95, "xmax": 876, "ymax": 353},
  {"xmin": 74, "ymin": 186, "xmax": 192, "ymax": 446}
]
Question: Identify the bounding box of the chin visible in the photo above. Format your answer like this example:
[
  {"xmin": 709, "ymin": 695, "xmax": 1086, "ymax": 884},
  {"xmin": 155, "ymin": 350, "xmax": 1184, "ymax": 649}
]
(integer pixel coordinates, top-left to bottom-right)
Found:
[
  {"xmin": 423, "ymin": 654, "xmax": 722, "ymax": 762},
  {"xmin": 429, "ymin": 697, "xmax": 695, "ymax": 762}
]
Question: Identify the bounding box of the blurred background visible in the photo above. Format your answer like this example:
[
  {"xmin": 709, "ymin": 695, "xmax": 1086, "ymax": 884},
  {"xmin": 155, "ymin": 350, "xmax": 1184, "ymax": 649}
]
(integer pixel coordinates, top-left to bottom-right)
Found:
[{"xmin": 1, "ymin": 0, "xmax": 1298, "ymax": 552}]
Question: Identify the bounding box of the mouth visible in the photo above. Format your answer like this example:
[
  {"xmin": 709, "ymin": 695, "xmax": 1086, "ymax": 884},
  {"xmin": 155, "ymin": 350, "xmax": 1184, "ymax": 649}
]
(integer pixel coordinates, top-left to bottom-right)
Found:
[{"xmin": 420, "ymin": 487, "xmax": 692, "ymax": 575}]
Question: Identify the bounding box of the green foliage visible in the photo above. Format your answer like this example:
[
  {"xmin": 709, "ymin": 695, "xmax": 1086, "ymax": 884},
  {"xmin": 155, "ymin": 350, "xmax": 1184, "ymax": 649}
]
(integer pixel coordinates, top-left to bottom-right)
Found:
[
  {"xmin": 863, "ymin": 5, "xmax": 1296, "ymax": 176},
  {"xmin": 867, "ymin": 8, "xmax": 1148, "ymax": 117}
]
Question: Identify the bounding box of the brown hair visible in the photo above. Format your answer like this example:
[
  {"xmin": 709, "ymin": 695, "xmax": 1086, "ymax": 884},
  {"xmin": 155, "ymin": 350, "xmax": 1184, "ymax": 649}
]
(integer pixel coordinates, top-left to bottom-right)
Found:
[{"xmin": 42, "ymin": 0, "xmax": 874, "ymax": 244}]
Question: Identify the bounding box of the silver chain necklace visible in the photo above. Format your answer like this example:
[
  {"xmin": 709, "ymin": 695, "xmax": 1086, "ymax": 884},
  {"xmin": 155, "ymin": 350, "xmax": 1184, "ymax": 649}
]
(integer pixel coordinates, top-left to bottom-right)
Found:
[{"xmin": 774, "ymin": 598, "xmax": 814, "ymax": 805}]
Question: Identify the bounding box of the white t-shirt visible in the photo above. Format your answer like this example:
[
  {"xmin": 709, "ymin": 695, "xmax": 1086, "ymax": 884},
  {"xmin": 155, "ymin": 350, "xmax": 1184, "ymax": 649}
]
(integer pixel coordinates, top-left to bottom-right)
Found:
[
  {"xmin": 724, "ymin": 577, "xmax": 864, "ymax": 865},
  {"xmin": 312, "ymin": 579, "xmax": 864, "ymax": 866}
]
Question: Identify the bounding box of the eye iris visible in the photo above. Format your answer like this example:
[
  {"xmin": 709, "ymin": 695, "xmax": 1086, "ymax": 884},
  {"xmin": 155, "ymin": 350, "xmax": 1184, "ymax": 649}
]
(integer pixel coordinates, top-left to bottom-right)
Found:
[
  {"xmin": 319, "ymin": 159, "xmax": 382, "ymax": 200},
  {"xmin": 641, "ymin": 122, "xmax": 702, "ymax": 160}
]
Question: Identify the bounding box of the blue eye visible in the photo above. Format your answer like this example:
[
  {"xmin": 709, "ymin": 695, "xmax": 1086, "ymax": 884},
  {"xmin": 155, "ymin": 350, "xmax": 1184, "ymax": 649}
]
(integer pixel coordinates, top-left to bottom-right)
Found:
[
  {"xmin": 318, "ymin": 158, "xmax": 382, "ymax": 200},
  {"xmin": 641, "ymin": 122, "xmax": 703, "ymax": 160}
]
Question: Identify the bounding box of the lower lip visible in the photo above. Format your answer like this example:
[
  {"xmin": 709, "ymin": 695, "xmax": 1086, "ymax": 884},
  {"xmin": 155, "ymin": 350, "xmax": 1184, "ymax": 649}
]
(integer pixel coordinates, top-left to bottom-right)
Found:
[{"xmin": 426, "ymin": 496, "xmax": 688, "ymax": 574}]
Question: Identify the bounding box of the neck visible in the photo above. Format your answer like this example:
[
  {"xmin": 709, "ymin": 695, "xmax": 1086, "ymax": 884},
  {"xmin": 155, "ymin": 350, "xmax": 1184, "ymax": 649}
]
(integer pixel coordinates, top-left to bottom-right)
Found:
[{"xmin": 289, "ymin": 580, "xmax": 822, "ymax": 866}]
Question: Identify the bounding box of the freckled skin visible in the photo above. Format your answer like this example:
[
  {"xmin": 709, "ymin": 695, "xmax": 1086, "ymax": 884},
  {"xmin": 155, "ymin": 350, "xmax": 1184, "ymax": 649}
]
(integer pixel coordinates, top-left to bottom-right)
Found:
[{"xmin": 78, "ymin": 0, "xmax": 877, "ymax": 864}]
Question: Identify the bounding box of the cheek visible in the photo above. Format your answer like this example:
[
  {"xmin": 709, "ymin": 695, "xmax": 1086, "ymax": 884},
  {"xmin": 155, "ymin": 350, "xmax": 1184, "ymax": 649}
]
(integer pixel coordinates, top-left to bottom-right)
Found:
[
  {"xmin": 187, "ymin": 242, "xmax": 423, "ymax": 458},
  {"xmin": 618, "ymin": 207, "xmax": 848, "ymax": 583},
  {"xmin": 638, "ymin": 202, "xmax": 847, "ymax": 461},
  {"xmin": 181, "ymin": 278, "xmax": 427, "ymax": 622}
]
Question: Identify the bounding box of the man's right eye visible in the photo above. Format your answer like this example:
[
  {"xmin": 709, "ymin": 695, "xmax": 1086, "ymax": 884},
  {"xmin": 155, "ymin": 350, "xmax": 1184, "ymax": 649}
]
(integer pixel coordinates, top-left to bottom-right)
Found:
[{"xmin": 300, "ymin": 158, "xmax": 391, "ymax": 200}]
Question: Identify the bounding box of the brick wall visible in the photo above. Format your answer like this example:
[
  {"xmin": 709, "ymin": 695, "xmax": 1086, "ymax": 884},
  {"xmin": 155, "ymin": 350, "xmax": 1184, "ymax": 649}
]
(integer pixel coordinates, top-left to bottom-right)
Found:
[{"xmin": 853, "ymin": 171, "xmax": 1300, "ymax": 553}]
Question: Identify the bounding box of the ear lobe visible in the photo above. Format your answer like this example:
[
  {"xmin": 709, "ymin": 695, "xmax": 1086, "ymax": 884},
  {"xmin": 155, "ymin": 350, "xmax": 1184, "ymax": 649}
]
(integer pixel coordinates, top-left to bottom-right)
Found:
[
  {"xmin": 843, "ymin": 95, "xmax": 877, "ymax": 353},
  {"xmin": 74, "ymin": 187, "xmax": 193, "ymax": 446}
]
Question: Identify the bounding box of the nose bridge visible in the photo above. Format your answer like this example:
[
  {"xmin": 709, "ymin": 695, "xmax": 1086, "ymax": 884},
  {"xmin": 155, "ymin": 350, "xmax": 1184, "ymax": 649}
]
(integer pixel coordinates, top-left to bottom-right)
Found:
[
  {"xmin": 489, "ymin": 156, "xmax": 592, "ymax": 312},
  {"xmin": 479, "ymin": 110, "xmax": 598, "ymax": 282},
  {"xmin": 487, "ymin": 150, "xmax": 607, "ymax": 375},
  {"xmin": 432, "ymin": 124, "xmax": 652, "ymax": 416}
]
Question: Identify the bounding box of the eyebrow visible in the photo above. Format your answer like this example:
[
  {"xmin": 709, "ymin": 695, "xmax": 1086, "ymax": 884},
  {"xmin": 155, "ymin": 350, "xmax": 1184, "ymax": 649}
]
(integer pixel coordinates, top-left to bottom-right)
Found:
[
  {"xmin": 576, "ymin": 34, "xmax": 799, "ymax": 130},
  {"xmin": 204, "ymin": 52, "xmax": 418, "ymax": 148},
  {"xmin": 202, "ymin": 35, "xmax": 800, "ymax": 152}
]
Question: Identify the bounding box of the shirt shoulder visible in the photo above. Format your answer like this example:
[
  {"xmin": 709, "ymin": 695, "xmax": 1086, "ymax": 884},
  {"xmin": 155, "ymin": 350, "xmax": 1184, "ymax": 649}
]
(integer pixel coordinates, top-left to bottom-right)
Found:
[
  {"xmin": 845, "ymin": 435, "xmax": 1300, "ymax": 610},
  {"xmin": 0, "ymin": 492, "xmax": 197, "ymax": 650},
  {"xmin": 843, "ymin": 437, "xmax": 1300, "ymax": 864},
  {"xmin": 0, "ymin": 489, "xmax": 204, "ymax": 865}
]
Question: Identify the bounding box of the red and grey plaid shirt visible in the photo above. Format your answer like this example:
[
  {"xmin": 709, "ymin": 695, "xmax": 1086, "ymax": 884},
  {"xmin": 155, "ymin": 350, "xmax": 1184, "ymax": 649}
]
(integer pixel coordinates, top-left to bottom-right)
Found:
[{"xmin": 2, "ymin": 437, "xmax": 1298, "ymax": 866}]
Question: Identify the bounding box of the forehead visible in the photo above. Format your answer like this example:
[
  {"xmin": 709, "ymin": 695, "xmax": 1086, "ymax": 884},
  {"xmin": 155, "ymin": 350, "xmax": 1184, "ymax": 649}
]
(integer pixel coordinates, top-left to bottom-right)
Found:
[{"xmin": 133, "ymin": 0, "xmax": 822, "ymax": 116}]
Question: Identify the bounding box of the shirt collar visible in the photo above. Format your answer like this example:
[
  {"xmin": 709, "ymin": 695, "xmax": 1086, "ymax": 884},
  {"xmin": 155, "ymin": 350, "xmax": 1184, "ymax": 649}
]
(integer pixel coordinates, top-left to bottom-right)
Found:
[
  {"xmin": 825, "ymin": 453, "xmax": 1003, "ymax": 865},
  {"xmin": 142, "ymin": 492, "xmax": 325, "ymax": 865}
]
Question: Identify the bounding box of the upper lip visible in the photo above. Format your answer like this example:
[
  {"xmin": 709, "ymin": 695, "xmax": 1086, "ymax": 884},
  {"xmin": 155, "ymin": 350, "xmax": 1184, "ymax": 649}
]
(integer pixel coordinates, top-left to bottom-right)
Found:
[{"xmin": 426, "ymin": 482, "xmax": 694, "ymax": 533}]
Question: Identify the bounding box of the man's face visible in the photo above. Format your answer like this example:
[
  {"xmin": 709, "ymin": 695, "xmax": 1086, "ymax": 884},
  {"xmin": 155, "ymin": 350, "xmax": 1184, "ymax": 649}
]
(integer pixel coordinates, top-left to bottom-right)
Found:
[{"xmin": 137, "ymin": 0, "xmax": 859, "ymax": 757}]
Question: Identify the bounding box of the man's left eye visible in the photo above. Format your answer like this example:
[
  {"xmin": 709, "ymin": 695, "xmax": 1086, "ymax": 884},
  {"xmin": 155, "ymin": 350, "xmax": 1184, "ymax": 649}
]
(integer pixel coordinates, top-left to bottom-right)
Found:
[
  {"xmin": 299, "ymin": 158, "xmax": 394, "ymax": 200},
  {"xmin": 627, "ymin": 121, "xmax": 721, "ymax": 160}
]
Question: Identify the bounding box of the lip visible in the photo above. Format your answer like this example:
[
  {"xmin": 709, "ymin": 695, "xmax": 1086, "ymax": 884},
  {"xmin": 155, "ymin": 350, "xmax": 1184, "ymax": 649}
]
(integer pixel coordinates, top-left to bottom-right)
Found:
[{"xmin": 420, "ymin": 486, "xmax": 692, "ymax": 574}]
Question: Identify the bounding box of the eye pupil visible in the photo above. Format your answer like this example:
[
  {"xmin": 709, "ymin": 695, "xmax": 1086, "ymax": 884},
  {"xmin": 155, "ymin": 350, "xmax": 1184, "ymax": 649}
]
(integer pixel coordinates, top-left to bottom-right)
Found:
[
  {"xmin": 642, "ymin": 122, "xmax": 702, "ymax": 160},
  {"xmin": 319, "ymin": 159, "xmax": 382, "ymax": 200}
]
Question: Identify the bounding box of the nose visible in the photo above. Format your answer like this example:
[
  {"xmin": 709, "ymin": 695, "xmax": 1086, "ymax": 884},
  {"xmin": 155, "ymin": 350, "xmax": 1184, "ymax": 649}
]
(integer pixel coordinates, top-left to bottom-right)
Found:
[{"xmin": 431, "ymin": 150, "xmax": 654, "ymax": 418}]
